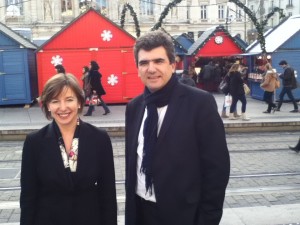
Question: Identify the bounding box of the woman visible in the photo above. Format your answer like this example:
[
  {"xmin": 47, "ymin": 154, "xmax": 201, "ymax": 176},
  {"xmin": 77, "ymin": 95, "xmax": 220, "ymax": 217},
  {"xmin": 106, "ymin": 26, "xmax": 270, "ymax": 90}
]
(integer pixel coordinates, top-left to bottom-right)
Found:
[
  {"xmin": 20, "ymin": 73, "xmax": 117, "ymax": 225},
  {"xmin": 228, "ymin": 63, "xmax": 250, "ymax": 121},
  {"xmin": 55, "ymin": 64, "xmax": 66, "ymax": 74},
  {"xmin": 260, "ymin": 63, "xmax": 278, "ymax": 113},
  {"xmin": 84, "ymin": 60, "xmax": 110, "ymax": 116},
  {"xmin": 81, "ymin": 65, "xmax": 90, "ymax": 99}
]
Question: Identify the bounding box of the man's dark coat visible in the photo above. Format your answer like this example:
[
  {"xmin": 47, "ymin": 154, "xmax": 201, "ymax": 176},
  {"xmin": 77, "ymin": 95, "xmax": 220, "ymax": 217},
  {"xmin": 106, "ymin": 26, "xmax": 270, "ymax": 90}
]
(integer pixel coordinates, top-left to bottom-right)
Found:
[{"xmin": 125, "ymin": 83, "xmax": 230, "ymax": 225}]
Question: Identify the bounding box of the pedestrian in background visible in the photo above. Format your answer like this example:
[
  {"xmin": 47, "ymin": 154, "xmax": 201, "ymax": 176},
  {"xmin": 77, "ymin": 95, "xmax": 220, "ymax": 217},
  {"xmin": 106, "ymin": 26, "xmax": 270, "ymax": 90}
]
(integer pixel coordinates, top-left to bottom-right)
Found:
[
  {"xmin": 220, "ymin": 63, "xmax": 240, "ymax": 118},
  {"xmin": 54, "ymin": 64, "xmax": 65, "ymax": 74},
  {"xmin": 20, "ymin": 73, "xmax": 117, "ymax": 225},
  {"xmin": 125, "ymin": 30, "xmax": 230, "ymax": 225},
  {"xmin": 178, "ymin": 69, "xmax": 196, "ymax": 87},
  {"xmin": 260, "ymin": 63, "xmax": 278, "ymax": 113},
  {"xmin": 84, "ymin": 60, "xmax": 110, "ymax": 116},
  {"xmin": 289, "ymin": 138, "xmax": 300, "ymax": 153},
  {"xmin": 276, "ymin": 60, "xmax": 298, "ymax": 112},
  {"xmin": 228, "ymin": 63, "xmax": 250, "ymax": 120},
  {"xmin": 81, "ymin": 65, "xmax": 90, "ymax": 99}
]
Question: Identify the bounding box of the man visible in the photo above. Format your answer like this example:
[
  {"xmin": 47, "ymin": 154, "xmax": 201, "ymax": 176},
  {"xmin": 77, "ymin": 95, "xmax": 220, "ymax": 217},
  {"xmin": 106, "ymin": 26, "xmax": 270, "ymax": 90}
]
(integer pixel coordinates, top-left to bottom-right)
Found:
[
  {"xmin": 199, "ymin": 61, "xmax": 215, "ymax": 91},
  {"xmin": 125, "ymin": 30, "xmax": 230, "ymax": 225},
  {"xmin": 276, "ymin": 60, "xmax": 298, "ymax": 112},
  {"xmin": 179, "ymin": 70, "xmax": 196, "ymax": 87}
]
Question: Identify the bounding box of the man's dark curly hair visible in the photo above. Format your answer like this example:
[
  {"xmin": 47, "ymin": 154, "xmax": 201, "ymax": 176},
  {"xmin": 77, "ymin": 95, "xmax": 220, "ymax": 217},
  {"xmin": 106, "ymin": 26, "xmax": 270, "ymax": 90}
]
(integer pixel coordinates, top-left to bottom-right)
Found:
[{"xmin": 133, "ymin": 30, "xmax": 175, "ymax": 67}]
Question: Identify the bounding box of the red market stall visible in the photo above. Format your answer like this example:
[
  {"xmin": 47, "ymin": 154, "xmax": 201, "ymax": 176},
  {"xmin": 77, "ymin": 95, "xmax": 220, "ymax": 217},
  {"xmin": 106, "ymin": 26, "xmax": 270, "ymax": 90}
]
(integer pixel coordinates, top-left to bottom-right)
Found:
[
  {"xmin": 37, "ymin": 8, "xmax": 143, "ymax": 103},
  {"xmin": 187, "ymin": 25, "xmax": 246, "ymax": 91}
]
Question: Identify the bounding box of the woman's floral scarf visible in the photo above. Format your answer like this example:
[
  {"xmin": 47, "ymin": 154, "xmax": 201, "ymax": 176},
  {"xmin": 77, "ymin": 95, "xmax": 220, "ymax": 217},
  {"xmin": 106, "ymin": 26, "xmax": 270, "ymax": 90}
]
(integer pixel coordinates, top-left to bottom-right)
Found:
[{"xmin": 53, "ymin": 119, "xmax": 80, "ymax": 172}]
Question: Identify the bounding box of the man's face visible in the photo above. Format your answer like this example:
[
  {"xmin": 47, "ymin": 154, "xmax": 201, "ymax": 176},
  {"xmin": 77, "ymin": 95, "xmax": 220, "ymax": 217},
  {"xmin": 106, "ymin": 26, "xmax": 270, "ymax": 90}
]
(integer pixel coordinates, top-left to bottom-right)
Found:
[
  {"xmin": 137, "ymin": 46, "xmax": 175, "ymax": 92},
  {"xmin": 279, "ymin": 64, "xmax": 287, "ymax": 69}
]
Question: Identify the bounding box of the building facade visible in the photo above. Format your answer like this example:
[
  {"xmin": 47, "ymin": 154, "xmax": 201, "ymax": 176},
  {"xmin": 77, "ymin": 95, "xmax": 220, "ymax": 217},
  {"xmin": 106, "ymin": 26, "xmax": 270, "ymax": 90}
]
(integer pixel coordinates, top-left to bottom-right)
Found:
[
  {"xmin": 247, "ymin": 0, "xmax": 300, "ymax": 42},
  {"xmin": 0, "ymin": 0, "xmax": 298, "ymax": 43}
]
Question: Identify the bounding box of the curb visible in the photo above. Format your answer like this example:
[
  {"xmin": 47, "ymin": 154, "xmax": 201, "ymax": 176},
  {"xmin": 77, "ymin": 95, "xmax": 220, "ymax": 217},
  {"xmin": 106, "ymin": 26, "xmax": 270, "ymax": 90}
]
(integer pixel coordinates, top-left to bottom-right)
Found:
[{"xmin": 1, "ymin": 121, "xmax": 300, "ymax": 141}]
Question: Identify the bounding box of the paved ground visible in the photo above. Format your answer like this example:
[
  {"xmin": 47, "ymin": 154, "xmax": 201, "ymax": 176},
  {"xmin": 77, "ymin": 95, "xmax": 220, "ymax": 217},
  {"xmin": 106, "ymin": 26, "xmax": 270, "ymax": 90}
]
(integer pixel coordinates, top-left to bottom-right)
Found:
[
  {"xmin": 1, "ymin": 93, "xmax": 300, "ymax": 135},
  {"xmin": 1, "ymin": 93, "xmax": 300, "ymax": 225}
]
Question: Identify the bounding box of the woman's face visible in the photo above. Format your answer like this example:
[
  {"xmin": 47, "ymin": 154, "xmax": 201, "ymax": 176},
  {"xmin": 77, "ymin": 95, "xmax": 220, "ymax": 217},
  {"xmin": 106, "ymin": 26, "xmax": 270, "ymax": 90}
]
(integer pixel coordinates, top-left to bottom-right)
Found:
[{"xmin": 47, "ymin": 87, "xmax": 80, "ymax": 128}]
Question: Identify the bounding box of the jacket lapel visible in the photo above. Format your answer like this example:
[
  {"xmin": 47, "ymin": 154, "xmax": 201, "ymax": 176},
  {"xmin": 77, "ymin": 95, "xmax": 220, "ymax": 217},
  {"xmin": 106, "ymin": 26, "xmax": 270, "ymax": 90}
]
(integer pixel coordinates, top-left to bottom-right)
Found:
[
  {"xmin": 157, "ymin": 85, "xmax": 185, "ymax": 144},
  {"xmin": 129, "ymin": 99, "xmax": 145, "ymax": 155},
  {"xmin": 127, "ymin": 98, "xmax": 145, "ymax": 189},
  {"xmin": 44, "ymin": 122, "xmax": 75, "ymax": 189}
]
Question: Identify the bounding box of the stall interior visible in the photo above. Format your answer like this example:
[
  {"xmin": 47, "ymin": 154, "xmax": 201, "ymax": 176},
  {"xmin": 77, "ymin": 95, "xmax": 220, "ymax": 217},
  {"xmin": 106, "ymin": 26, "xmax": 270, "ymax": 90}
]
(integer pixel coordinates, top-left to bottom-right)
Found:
[
  {"xmin": 247, "ymin": 55, "xmax": 273, "ymax": 100},
  {"xmin": 186, "ymin": 56, "xmax": 247, "ymax": 92}
]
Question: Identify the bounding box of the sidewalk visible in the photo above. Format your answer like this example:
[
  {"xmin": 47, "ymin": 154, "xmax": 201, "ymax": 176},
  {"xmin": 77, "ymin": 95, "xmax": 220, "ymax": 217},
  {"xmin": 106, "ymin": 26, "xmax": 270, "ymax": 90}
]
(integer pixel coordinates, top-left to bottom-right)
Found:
[
  {"xmin": 1, "ymin": 93, "xmax": 300, "ymax": 136},
  {"xmin": 1, "ymin": 93, "xmax": 300, "ymax": 225}
]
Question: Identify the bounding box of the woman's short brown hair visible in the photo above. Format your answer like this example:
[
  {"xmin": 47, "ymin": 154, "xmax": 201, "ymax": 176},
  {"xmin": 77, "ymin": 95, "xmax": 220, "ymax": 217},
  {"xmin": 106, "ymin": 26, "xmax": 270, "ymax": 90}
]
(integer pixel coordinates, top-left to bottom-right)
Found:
[{"xmin": 40, "ymin": 73, "xmax": 85, "ymax": 120}]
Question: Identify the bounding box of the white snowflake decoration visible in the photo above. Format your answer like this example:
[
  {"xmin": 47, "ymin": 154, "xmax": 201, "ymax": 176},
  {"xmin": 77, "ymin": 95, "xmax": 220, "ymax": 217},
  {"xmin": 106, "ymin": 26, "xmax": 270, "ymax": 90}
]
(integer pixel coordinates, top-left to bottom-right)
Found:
[
  {"xmin": 51, "ymin": 55, "xmax": 63, "ymax": 66},
  {"xmin": 107, "ymin": 74, "xmax": 118, "ymax": 86},
  {"xmin": 101, "ymin": 30, "xmax": 113, "ymax": 42}
]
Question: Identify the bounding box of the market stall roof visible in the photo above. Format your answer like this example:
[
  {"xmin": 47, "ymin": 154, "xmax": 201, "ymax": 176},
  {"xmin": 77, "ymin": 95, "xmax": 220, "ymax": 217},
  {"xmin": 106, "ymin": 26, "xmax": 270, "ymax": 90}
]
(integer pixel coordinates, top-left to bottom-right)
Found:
[
  {"xmin": 37, "ymin": 8, "xmax": 136, "ymax": 51},
  {"xmin": 175, "ymin": 33, "xmax": 194, "ymax": 52},
  {"xmin": 173, "ymin": 37, "xmax": 188, "ymax": 55},
  {"xmin": 187, "ymin": 25, "xmax": 245, "ymax": 57},
  {"xmin": 233, "ymin": 34, "xmax": 248, "ymax": 49},
  {"xmin": 160, "ymin": 28, "xmax": 188, "ymax": 55},
  {"xmin": 246, "ymin": 15, "xmax": 300, "ymax": 54},
  {"xmin": 0, "ymin": 22, "xmax": 37, "ymax": 49}
]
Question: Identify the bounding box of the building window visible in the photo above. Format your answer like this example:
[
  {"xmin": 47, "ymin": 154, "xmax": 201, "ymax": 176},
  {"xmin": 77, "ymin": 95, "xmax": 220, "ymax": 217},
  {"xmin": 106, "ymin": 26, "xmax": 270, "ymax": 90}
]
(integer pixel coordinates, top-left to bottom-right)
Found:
[
  {"xmin": 141, "ymin": 0, "xmax": 154, "ymax": 16},
  {"xmin": 97, "ymin": 0, "xmax": 107, "ymax": 15},
  {"xmin": 62, "ymin": 0, "xmax": 73, "ymax": 16},
  {"xmin": 288, "ymin": 12, "xmax": 293, "ymax": 16},
  {"xmin": 79, "ymin": 0, "xmax": 108, "ymax": 15},
  {"xmin": 171, "ymin": 7, "xmax": 178, "ymax": 18},
  {"xmin": 288, "ymin": 0, "xmax": 293, "ymax": 5},
  {"xmin": 200, "ymin": 5, "xmax": 207, "ymax": 19},
  {"xmin": 236, "ymin": 9, "xmax": 242, "ymax": 19},
  {"xmin": 6, "ymin": 0, "xmax": 23, "ymax": 16},
  {"xmin": 218, "ymin": 5, "xmax": 224, "ymax": 19}
]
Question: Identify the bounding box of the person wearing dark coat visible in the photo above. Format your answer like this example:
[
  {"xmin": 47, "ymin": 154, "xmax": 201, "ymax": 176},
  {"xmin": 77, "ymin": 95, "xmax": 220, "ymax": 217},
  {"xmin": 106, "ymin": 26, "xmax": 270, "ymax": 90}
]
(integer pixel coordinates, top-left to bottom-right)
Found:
[
  {"xmin": 55, "ymin": 64, "xmax": 66, "ymax": 74},
  {"xmin": 84, "ymin": 60, "xmax": 110, "ymax": 116},
  {"xmin": 20, "ymin": 73, "xmax": 117, "ymax": 225},
  {"xmin": 228, "ymin": 63, "xmax": 250, "ymax": 121},
  {"xmin": 125, "ymin": 30, "xmax": 230, "ymax": 225},
  {"xmin": 276, "ymin": 60, "xmax": 298, "ymax": 112},
  {"xmin": 179, "ymin": 70, "xmax": 196, "ymax": 87},
  {"xmin": 81, "ymin": 65, "xmax": 90, "ymax": 99}
]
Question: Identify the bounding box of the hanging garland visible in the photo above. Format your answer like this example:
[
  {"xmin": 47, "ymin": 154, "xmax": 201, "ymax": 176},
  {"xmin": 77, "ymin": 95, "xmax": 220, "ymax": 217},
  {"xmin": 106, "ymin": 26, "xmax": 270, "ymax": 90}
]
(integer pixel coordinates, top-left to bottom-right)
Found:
[
  {"xmin": 229, "ymin": 0, "xmax": 285, "ymax": 53},
  {"xmin": 120, "ymin": 3, "xmax": 141, "ymax": 37},
  {"xmin": 151, "ymin": 0, "xmax": 183, "ymax": 31}
]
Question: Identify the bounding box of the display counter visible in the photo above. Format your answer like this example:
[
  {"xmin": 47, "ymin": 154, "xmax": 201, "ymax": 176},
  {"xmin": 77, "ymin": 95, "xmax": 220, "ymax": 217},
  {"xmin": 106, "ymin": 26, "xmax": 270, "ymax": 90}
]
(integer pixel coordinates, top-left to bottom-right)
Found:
[
  {"xmin": 248, "ymin": 73, "xmax": 264, "ymax": 100},
  {"xmin": 248, "ymin": 73, "xmax": 300, "ymax": 102}
]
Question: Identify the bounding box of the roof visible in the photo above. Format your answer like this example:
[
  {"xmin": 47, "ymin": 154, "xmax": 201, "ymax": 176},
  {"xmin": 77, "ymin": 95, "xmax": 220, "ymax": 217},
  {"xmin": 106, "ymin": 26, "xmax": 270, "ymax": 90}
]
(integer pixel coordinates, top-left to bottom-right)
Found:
[
  {"xmin": 159, "ymin": 28, "xmax": 188, "ymax": 55},
  {"xmin": 187, "ymin": 25, "xmax": 245, "ymax": 56},
  {"xmin": 175, "ymin": 33, "xmax": 194, "ymax": 51},
  {"xmin": 0, "ymin": 22, "xmax": 37, "ymax": 49},
  {"xmin": 246, "ymin": 15, "xmax": 300, "ymax": 54},
  {"xmin": 233, "ymin": 34, "xmax": 248, "ymax": 49},
  {"xmin": 38, "ymin": 8, "xmax": 136, "ymax": 51},
  {"xmin": 187, "ymin": 26, "xmax": 217, "ymax": 55}
]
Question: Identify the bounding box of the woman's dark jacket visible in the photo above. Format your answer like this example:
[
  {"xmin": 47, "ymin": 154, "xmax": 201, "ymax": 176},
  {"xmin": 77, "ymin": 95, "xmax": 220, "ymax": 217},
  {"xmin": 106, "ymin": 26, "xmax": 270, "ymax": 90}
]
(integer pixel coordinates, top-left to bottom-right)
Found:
[
  {"xmin": 89, "ymin": 69, "xmax": 106, "ymax": 96},
  {"xmin": 20, "ymin": 120, "xmax": 117, "ymax": 225},
  {"xmin": 229, "ymin": 71, "xmax": 245, "ymax": 97}
]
